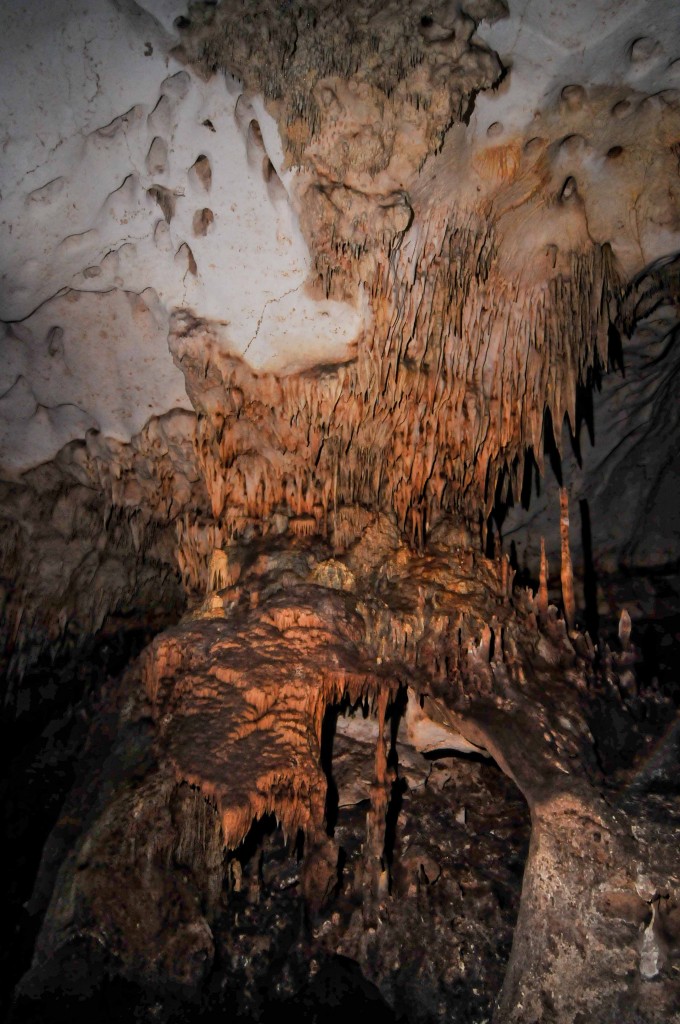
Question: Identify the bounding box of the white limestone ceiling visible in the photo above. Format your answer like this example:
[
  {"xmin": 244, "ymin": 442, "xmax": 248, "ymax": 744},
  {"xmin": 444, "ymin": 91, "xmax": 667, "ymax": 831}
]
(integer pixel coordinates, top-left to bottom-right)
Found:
[
  {"xmin": 422, "ymin": 0, "xmax": 680, "ymax": 281},
  {"xmin": 472, "ymin": 0, "xmax": 680, "ymax": 142},
  {"xmin": 0, "ymin": 0, "xmax": 366, "ymax": 475}
]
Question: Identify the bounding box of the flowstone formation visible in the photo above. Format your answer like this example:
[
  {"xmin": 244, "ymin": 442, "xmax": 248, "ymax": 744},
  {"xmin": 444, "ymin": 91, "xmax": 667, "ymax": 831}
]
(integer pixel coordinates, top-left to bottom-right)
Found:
[
  {"xmin": 2, "ymin": 1, "xmax": 680, "ymax": 1022},
  {"xmin": 14, "ymin": 520, "xmax": 680, "ymax": 1023}
]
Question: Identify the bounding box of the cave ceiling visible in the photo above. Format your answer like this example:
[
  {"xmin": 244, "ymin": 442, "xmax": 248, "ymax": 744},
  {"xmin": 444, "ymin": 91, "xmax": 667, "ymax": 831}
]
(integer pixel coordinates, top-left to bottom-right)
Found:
[
  {"xmin": 1, "ymin": 1, "xmax": 678, "ymax": 595},
  {"xmin": 1, "ymin": 1, "xmax": 680, "ymax": 1022}
]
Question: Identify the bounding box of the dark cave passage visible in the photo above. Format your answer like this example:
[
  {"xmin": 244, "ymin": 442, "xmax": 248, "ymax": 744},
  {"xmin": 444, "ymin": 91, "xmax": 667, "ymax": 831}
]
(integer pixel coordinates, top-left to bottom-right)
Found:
[{"xmin": 1, "ymin": 615, "xmax": 183, "ymax": 1024}]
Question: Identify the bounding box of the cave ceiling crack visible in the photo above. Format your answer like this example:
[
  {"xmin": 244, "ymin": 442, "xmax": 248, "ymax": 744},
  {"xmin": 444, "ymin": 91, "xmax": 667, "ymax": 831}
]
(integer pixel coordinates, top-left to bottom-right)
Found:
[{"xmin": 242, "ymin": 282, "xmax": 305, "ymax": 359}]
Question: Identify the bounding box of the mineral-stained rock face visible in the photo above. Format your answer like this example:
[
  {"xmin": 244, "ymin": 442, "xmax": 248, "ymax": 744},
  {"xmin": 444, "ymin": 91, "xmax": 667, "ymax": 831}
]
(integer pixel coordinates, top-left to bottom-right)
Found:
[{"xmin": 2, "ymin": 0, "xmax": 680, "ymax": 1022}]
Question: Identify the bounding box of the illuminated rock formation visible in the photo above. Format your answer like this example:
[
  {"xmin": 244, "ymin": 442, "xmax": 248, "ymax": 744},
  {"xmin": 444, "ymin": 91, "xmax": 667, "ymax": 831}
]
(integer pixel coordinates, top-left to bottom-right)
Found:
[{"xmin": 1, "ymin": 1, "xmax": 679, "ymax": 1022}]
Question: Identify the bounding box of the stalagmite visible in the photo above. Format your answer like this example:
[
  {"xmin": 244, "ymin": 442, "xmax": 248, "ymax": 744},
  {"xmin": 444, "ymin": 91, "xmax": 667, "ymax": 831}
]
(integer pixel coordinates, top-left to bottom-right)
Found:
[
  {"xmin": 364, "ymin": 687, "xmax": 392, "ymax": 912},
  {"xmin": 559, "ymin": 487, "xmax": 576, "ymax": 631},
  {"xmin": 538, "ymin": 537, "xmax": 549, "ymax": 622}
]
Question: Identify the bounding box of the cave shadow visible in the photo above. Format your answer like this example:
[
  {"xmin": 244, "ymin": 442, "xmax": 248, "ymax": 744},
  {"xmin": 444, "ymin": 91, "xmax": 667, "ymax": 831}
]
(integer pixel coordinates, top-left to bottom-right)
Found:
[
  {"xmin": 543, "ymin": 406, "xmax": 563, "ymax": 486},
  {"xmin": 321, "ymin": 701, "xmax": 341, "ymax": 836},
  {"xmin": 608, "ymin": 320, "xmax": 625, "ymax": 376},
  {"xmin": 568, "ymin": 369, "xmax": 599, "ymax": 467},
  {"xmin": 270, "ymin": 954, "xmax": 398, "ymax": 1024},
  {"xmin": 580, "ymin": 497, "xmax": 599, "ymax": 637},
  {"xmin": 384, "ymin": 686, "xmax": 409, "ymax": 878},
  {"xmin": 2, "ymin": 622, "xmax": 176, "ymax": 1024},
  {"xmin": 487, "ymin": 407, "xmax": 564, "ymax": 559}
]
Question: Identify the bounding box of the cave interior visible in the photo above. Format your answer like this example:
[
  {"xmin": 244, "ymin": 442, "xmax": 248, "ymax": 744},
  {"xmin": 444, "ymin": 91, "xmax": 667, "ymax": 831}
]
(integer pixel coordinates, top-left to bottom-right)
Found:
[{"xmin": 1, "ymin": 1, "xmax": 680, "ymax": 1022}]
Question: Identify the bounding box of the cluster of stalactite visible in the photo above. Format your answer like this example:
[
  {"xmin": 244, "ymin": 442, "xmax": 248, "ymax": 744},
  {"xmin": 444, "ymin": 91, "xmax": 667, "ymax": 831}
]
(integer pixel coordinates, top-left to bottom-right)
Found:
[
  {"xmin": 140, "ymin": 1, "xmax": 679, "ymax": 619},
  {"xmin": 177, "ymin": 0, "xmax": 505, "ymax": 165},
  {"xmin": 170, "ymin": 210, "xmax": 620, "ymax": 590}
]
